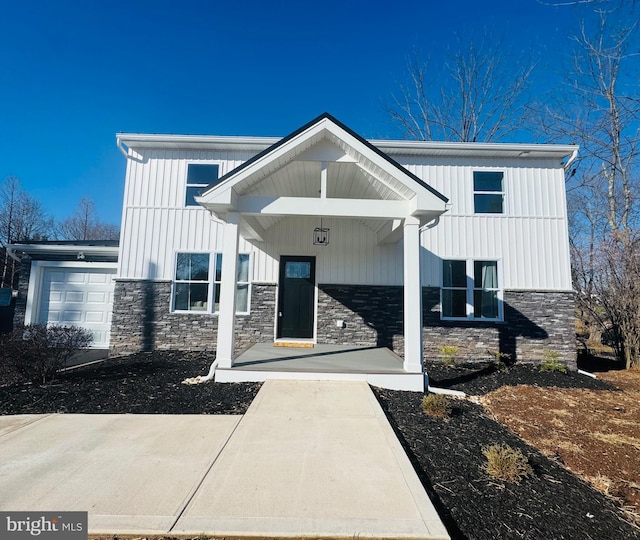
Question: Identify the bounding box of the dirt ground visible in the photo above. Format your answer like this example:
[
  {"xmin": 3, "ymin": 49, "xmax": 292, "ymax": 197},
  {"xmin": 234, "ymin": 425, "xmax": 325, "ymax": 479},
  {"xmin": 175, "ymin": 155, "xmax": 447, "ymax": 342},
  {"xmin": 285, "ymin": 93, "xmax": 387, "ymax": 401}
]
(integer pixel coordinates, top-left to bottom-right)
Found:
[{"xmin": 481, "ymin": 368, "xmax": 640, "ymax": 523}]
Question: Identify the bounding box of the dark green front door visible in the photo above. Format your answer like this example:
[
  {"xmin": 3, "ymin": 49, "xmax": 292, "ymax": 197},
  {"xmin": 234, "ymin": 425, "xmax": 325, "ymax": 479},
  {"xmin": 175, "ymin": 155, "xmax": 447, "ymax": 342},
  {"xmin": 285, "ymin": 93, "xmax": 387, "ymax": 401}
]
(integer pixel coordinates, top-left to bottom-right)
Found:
[{"xmin": 277, "ymin": 256, "xmax": 316, "ymax": 339}]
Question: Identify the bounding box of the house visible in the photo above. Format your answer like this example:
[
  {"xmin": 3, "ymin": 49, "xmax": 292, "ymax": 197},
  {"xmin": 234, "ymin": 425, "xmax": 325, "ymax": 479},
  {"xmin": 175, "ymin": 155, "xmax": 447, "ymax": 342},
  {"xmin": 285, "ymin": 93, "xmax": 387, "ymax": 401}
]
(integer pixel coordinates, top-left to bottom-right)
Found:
[{"xmin": 11, "ymin": 113, "xmax": 578, "ymax": 390}]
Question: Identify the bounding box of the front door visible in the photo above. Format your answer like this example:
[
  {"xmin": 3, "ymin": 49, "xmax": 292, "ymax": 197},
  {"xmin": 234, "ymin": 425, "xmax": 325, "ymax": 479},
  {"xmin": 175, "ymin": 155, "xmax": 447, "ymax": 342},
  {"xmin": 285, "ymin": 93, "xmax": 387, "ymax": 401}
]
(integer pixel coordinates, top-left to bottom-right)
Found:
[{"xmin": 277, "ymin": 256, "xmax": 316, "ymax": 339}]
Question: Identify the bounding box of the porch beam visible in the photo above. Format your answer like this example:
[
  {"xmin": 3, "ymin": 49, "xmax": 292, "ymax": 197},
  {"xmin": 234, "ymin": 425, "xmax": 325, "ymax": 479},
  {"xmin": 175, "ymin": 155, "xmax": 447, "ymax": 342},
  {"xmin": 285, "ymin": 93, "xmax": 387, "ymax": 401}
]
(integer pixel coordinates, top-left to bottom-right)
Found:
[
  {"xmin": 403, "ymin": 215, "xmax": 423, "ymax": 373},
  {"xmin": 216, "ymin": 212, "xmax": 240, "ymax": 368},
  {"xmin": 236, "ymin": 196, "xmax": 411, "ymax": 219},
  {"xmin": 240, "ymin": 215, "xmax": 266, "ymax": 242}
]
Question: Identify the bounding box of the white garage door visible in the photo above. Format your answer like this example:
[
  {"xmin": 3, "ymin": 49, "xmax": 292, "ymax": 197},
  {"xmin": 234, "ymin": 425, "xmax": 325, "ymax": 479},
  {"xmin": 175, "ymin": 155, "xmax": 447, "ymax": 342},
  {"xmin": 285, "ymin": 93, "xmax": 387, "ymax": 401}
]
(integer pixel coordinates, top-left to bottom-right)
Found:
[{"xmin": 38, "ymin": 267, "xmax": 116, "ymax": 348}]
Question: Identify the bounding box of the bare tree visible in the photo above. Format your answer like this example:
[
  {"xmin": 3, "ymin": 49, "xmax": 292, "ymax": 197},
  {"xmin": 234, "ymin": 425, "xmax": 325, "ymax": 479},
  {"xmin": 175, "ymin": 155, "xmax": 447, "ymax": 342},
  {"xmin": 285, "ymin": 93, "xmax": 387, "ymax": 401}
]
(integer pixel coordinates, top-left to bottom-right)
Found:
[
  {"xmin": 541, "ymin": 0, "xmax": 640, "ymax": 367},
  {"xmin": 0, "ymin": 177, "xmax": 53, "ymax": 288},
  {"xmin": 389, "ymin": 35, "xmax": 535, "ymax": 142},
  {"xmin": 59, "ymin": 197, "xmax": 119, "ymax": 241}
]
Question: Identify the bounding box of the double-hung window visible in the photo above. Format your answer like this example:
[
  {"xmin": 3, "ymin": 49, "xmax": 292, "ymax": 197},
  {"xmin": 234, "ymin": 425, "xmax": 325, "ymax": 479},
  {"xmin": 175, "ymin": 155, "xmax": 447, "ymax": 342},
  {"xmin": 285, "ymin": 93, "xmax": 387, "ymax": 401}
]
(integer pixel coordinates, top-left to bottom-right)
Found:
[
  {"xmin": 473, "ymin": 171, "xmax": 504, "ymax": 214},
  {"xmin": 173, "ymin": 252, "xmax": 250, "ymax": 313},
  {"xmin": 174, "ymin": 253, "xmax": 210, "ymax": 311},
  {"xmin": 185, "ymin": 164, "xmax": 219, "ymax": 206},
  {"xmin": 441, "ymin": 259, "xmax": 501, "ymax": 320}
]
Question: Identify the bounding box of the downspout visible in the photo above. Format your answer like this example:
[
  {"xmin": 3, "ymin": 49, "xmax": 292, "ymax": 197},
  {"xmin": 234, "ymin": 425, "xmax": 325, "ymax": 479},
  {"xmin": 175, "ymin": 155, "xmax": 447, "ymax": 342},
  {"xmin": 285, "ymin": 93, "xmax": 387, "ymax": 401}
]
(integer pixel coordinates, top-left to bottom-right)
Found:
[
  {"xmin": 116, "ymin": 136, "xmax": 129, "ymax": 159},
  {"xmin": 6, "ymin": 245, "xmax": 21, "ymax": 262},
  {"xmin": 183, "ymin": 358, "xmax": 219, "ymax": 384},
  {"xmin": 564, "ymin": 148, "xmax": 578, "ymax": 172}
]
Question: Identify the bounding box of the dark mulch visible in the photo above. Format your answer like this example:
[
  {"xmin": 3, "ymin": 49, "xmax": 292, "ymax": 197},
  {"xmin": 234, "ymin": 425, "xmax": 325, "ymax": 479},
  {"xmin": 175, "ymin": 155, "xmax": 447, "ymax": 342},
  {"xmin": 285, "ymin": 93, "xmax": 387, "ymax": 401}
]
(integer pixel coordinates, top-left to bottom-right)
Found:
[
  {"xmin": 425, "ymin": 360, "xmax": 614, "ymax": 395},
  {"xmin": 0, "ymin": 351, "xmax": 261, "ymax": 415},
  {"xmin": 2, "ymin": 351, "xmax": 638, "ymax": 539},
  {"xmin": 373, "ymin": 387, "xmax": 640, "ymax": 540}
]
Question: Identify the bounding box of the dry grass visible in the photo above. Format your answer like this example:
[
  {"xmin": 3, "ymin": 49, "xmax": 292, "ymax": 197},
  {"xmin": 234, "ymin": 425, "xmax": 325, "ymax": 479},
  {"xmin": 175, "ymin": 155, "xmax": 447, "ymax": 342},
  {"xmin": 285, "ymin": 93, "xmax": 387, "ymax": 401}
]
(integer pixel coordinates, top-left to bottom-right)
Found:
[
  {"xmin": 421, "ymin": 393, "xmax": 452, "ymax": 418},
  {"xmin": 482, "ymin": 368, "xmax": 640, "ymax": 520},
  {"xmin": 591, "ymin": 431, "xmax": 640, "ymax": 451},
  {"xmin": 482, "ymin": 443, "xmax": 533, "ymax": 483}
]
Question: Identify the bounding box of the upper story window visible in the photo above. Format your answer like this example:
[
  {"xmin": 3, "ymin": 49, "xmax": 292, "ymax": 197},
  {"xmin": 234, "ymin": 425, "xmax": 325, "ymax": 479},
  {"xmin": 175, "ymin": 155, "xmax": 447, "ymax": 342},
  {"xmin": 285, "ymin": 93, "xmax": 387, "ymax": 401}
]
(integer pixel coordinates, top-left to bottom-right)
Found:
[
  {"xmin": 441, "ymin": 259, "xmax": 502, "ymax": 321},
  {"xmin": 473, "ymin": 171, "xmax": 504, "ymax": 214},
  {"xmin": 186, "ymin": 164, "xmax": 219, "ymax": 206}
]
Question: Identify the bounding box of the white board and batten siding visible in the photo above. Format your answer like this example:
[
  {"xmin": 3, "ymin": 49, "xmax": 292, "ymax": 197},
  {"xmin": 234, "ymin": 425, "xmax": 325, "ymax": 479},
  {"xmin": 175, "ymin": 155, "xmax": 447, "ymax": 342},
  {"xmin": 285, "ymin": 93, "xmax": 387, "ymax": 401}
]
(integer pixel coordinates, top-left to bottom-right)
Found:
[
  {"xmin": 26, "ymin": 262, "xmax": 117, "ymax": 349},
  {"xmin": 118, "ymin": 147, "xmax": 572, "ymax": 292}
]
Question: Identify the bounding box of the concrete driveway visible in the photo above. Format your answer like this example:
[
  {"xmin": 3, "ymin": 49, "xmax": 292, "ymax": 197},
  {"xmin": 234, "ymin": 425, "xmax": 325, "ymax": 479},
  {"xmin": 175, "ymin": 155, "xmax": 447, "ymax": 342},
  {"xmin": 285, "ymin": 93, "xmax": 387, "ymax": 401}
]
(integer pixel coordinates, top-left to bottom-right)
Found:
[{"xmin": 0, "ymin": 380, "xmax": 449, "ymax": 539}]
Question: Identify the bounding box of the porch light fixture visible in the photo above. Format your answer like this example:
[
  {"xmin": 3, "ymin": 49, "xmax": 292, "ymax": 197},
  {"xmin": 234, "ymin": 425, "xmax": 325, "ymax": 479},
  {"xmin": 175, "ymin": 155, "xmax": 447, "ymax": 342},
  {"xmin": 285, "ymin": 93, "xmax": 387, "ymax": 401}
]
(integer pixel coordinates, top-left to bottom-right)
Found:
[{"xmin": 313, "ymin": 218, "xmax": 330, "ymax": 246}]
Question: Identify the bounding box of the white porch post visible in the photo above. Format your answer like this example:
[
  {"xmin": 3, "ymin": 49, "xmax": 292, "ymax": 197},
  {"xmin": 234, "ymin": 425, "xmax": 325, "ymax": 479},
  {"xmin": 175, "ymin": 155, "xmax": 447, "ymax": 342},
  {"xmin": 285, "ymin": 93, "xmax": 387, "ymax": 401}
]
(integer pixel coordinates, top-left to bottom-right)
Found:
[
  {"xmin": 403, "ymin": 216, "xmax": 423, "ymax": 373},
  {"xmin": 215, "ymin": 212, "xmax": 240, "ymax": 368}
]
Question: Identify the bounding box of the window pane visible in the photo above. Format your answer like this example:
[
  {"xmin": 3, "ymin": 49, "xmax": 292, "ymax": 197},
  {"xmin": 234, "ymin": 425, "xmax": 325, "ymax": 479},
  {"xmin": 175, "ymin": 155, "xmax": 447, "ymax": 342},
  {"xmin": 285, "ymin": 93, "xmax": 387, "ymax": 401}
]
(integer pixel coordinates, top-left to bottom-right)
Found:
[
  {"xmin": 442, "ymin": 289, "xmax": 467, "ymax": 318},
  {"xmin": 443, "ymin": 260, "xmax": 466, "ymax": 287},
  {"xmin": 176, "ymin": 253, "xmax": 190, "ymax": 281},
  {"xmin": 474, "ymin": 194, "xmax": 503, "ymax": 213},
  {"xmin": 474, "ymin": 261, "xmax": 498, "ymax": 288},
  {"xmin": 187, "ymin": 164, "xmax": 219, "ymax": 184},
  {"xmin": 176, "ymin": 253, "xmax": 209, "ymax": 281},
  {"xmin": 185, "ymin": 186, "xmax": 203, "ymax": 206},
  {"xmin": 214, "ymin": 284, "xmax": 221, "ymax": 312},
  {"xmin": 473, "ymin": 171, "xmax": 503, "ymax": 192},
  {"xmin": 190, "ymin": 254, "xmax": 209, "ymax": 280},
  {"xmin": 237, "ymin": 254, "xmax": 249, "ymax": 282},
  {"xmin": 285, "ymin": 261, "xmax": 311, "ymax": 279},
  {"xmin": 215, "ymin": 253, "xmax": 223, "ymax": 282},
  {"xmin": 236, "ymin": 283, "xmax": 248, "ymax": 312},
  {"xmin": 474, "ymin": 290, "xmax": 498, "ymax": 318},
  {"xmin": 174, "ymin": 283, "xmax": 208, "ymax": 311}
]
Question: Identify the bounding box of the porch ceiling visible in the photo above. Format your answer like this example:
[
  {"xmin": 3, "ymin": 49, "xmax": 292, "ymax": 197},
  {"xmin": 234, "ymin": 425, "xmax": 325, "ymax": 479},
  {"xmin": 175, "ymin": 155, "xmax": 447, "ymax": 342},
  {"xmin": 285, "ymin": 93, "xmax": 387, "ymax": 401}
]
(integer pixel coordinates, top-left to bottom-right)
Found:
[
  {"xmin": 198, "ymin": 114, "xmax": 448, "ymax": 241},
  {"xmin": 240, "ymin": 160, "xmax": 405, "ymax": 201}
]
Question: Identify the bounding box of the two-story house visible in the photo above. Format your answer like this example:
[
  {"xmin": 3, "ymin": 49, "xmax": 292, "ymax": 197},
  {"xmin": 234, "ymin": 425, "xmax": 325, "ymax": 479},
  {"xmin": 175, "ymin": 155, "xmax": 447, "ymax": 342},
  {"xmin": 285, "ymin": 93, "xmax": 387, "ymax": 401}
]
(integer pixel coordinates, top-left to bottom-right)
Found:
[{"xmin": 11, "ymin": 113, "xmax": 577, "ymax": 390}]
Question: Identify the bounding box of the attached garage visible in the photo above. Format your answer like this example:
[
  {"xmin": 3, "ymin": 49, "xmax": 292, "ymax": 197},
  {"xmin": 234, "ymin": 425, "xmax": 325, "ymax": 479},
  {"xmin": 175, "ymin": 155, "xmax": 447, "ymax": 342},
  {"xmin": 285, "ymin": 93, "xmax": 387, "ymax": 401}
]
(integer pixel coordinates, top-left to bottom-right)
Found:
[
  {"xmin": 8, "ymin": 241, "xmax": 120, "ymax": 350},
  {"xmin": 37, "ymin": 267, "xmax": 116, "ymax": 348}
]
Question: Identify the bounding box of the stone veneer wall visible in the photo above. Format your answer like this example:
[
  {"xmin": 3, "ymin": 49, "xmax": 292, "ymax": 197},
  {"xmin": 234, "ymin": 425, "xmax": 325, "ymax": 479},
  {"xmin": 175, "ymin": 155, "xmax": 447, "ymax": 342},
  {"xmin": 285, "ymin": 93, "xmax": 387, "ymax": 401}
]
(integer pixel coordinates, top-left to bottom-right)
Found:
[
  {"xmin": 422, "ymin": 287, "xmax": 576, "ymax": 369},
  {"xmin": 318, "ymin": 284, "xmax": 575, "ymax": 369},
  {"xmin": 12, "ymin": 256, "xmax": 32, "ymax": 328},
  {"xmin": 316, "ymin": 285, "xmax": 404, "ymax": 352},
  {"xmin": 109, "ymin": 280, "xmax": 276, "ymax": 356},
  {"xmin": 110, "ymin": 280, "xmax": 576, "ymax": 369}
]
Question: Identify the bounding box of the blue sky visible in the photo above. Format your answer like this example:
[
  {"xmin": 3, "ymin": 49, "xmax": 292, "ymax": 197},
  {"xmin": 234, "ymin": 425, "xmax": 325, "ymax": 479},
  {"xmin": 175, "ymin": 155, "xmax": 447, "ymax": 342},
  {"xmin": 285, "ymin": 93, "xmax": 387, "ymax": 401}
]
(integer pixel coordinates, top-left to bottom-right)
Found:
[{"xmin": 0, "ymin": 0, "xmax": 575, "ymax": 227}]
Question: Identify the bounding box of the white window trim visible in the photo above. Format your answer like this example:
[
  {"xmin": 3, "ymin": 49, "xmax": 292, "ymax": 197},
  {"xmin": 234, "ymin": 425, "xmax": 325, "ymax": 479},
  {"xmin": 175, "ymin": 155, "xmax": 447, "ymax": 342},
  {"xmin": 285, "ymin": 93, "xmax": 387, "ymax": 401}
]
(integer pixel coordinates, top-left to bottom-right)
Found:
[
  {"xmin": 440, "ymin": 258, "xmax": 503, "ymax": 322},
  {"xmin": 473, "ymin": 170, "xmax": 506, "ymax": 215},
  {"xmin": 185, "ymin": 163, "xmax": 220, "ymax": 208},
  {"xmin": 171, "ymin": 251, "xmax": 251, "ymax": 315}
]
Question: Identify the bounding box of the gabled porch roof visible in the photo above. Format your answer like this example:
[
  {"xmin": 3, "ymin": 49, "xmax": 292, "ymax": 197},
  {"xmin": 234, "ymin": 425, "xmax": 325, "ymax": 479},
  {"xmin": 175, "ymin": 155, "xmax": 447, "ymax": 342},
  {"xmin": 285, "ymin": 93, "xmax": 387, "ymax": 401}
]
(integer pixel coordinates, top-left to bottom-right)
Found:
[{"xmin": 195, "ymin": 113, "xmax": 448, "ymax": 242}]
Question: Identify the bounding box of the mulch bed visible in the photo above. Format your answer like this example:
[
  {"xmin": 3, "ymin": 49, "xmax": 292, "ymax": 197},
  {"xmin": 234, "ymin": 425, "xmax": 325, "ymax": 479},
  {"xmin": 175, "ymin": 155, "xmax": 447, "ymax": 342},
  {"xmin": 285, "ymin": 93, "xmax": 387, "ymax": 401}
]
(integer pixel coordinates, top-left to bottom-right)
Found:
[
  {"xmin": 2, "ymin": 351, "xmax": 639, "ymax": 539},
  {"xmin": 373, "ymin": 387, "xmax": 640, "ymax": 540},
  {"xmin": 425, "ymin": 360, "xmax": 613, "ymax": 395},
  {"xmin": 0, "ymin": 351, "xmax": 261, "ymax": 415}
]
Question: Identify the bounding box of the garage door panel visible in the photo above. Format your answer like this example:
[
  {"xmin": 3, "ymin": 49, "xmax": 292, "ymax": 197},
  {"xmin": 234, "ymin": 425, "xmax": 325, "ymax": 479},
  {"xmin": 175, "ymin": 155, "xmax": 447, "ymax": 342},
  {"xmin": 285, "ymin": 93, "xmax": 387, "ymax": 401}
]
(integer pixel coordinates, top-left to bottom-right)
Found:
[
  {"xmin": 87, "ymin": 292, "xmax": 107, "ymax": 304},
  {"xmin": 64, "ymin": 291, "xmax": 85, "ymax": 303},
  {"xmin": 66, "ymin": 272, "xmax": 87, "ymax": 284},
  {"xmin": 85, "ymin": 311, "xmax": 106, "ymax": 323},
  {"xmin": 38, "ymin": 267, "xmax": 116, "ymax": 348}
]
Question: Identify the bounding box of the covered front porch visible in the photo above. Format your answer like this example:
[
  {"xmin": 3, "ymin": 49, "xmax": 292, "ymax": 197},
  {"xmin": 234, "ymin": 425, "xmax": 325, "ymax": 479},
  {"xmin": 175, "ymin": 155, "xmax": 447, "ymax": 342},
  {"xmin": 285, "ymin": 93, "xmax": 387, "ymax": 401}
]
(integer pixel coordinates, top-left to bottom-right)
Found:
[
  {"xmin": 214, "ymin": 343, "xmax": 426, "ymax": 391},
  {"xmin": 196, "ymin": 114, "xmax": 448, "ymax": 390}
]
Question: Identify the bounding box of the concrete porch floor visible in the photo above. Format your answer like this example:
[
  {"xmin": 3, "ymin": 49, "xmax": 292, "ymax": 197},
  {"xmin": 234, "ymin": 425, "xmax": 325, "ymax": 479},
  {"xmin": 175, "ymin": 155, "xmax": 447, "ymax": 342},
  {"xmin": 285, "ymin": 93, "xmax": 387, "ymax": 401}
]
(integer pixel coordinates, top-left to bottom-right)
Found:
[{"xmin": 215, "ymin": 343, "xmax": 426, "ymax": 391}]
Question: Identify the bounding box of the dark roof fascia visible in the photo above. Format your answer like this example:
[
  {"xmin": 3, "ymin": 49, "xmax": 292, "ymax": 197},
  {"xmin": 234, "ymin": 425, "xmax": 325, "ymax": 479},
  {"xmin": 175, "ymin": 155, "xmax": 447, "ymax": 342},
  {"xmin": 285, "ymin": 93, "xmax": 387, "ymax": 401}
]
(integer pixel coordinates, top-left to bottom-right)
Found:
[
  {"xmin": 15, "ymin": 240, "xmax": 120, "ymax": 247},
  {"xmin": 201, "ymin": 112, "xmax": 449, "ymax": 203}
]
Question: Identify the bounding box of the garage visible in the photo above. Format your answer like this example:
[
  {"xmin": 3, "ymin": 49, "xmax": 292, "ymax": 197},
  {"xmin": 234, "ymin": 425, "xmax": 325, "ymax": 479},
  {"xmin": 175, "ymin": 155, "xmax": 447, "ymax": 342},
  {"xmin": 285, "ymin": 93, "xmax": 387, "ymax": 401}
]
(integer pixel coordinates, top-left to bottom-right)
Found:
[
  {"xmin": 38, "ymin": 267, "xmax": 116, "ymax": 348},
  {"xmin": 7, "ymin": 241, "xmax": 120, "ymax": 350}
]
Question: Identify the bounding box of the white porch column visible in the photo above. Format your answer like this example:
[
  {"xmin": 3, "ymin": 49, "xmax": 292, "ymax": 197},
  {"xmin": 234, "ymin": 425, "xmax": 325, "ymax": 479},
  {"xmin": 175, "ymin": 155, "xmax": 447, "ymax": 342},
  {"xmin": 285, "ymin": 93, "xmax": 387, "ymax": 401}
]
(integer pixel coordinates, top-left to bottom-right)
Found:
[
  {"xmin": 403, "ymin": 216, "xmax": 423, "ymax": 373},
  {"xmin": 215, "ymin": 212, "xmax": 240, "ymax": 368}
]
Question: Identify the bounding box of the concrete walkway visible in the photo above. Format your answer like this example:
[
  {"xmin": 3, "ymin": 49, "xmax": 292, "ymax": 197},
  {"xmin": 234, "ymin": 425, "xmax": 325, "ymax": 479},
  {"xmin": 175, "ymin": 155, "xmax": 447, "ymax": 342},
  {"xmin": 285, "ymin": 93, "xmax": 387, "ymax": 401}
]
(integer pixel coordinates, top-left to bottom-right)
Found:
[{"xmin": 0, "ymin": 380, "xmax": 449, "ymax": 539}]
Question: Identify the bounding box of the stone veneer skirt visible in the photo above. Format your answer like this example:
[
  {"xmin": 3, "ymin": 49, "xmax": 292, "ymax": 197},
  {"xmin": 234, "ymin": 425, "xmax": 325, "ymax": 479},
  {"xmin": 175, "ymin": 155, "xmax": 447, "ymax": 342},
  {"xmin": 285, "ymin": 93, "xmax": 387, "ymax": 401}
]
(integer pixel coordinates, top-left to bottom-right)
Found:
[{"xmin": 110, "ymin": 281, "xmax": 576, "ymax": 369}]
